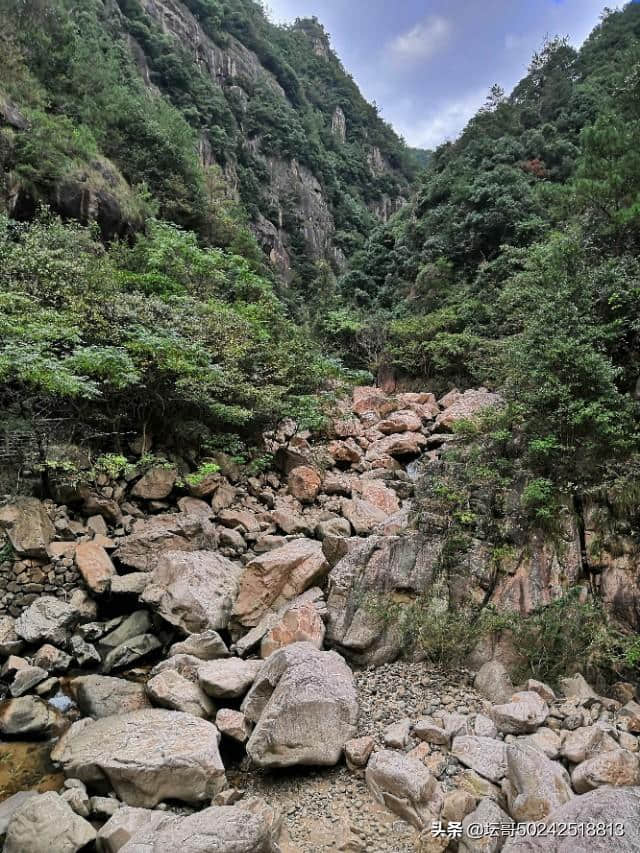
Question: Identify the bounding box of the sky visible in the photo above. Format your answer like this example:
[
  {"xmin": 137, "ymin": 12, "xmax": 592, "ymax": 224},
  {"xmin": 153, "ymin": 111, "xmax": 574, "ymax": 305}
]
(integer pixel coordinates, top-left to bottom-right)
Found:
[{"xmin": 263, "ymin": 0, "xmax": 621, "ymax": 149}]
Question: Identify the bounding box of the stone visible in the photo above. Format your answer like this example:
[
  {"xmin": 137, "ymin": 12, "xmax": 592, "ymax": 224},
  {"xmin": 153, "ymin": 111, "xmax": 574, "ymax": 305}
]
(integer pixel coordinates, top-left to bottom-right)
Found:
[
  {"xmin": 327, "ymin": 439, "xmax": 363, "ymax": 465},
  {"xmin": 441, "ymin": 789, "xmax": 477, "ymax": 825},
  {"xmin": 101, "ymin": 611, "xmax": 150, "ymax": 647},
  {"xmin": 215, "ymin": 708, "xmax": 251, "ymax": 743},
  {"xmin": 110, "ymin": 573, "xmax": 148, "ymax": 595},
  {"xmin": 377, "ymin": 410, "xmax": 423, "ymax": 434},
  {"xmin": 357, "ymin": 480, "xmax": 401, "ymax": 514},
  {"xmin": 83, "ymin": 493, "xmax": 121, "ymax": 525},
  {"xmin": 0, "ymin": 696, "xmax": 61, "ymax": 736},
  {"xmin": 0, "ymin": 791, "xmax": 39, "ymax": 837},
  {"xmin": 218, "ymin": 509, "xmax": 259, "ymax": 534},
  {"xmin": 460, "ymin": 798, "xmax": 513, "ymax": 853},
  {"xmin": 10, "ymin": 665, "xmax": 48, "ymax": 697},
  {"xmin": 198, "ymin": 658, "xmax": 262, "ymax": 699},
  {"xmin": 0, "ymin": 616, "xmax": 24, "ymax": 656},
  {"xmin": 70, "ymin": 634, "xmax": 102, "ymax": 667},
  {"xmin": 147, "ymin": 669, "xmax": 214, "ymax": 718},
  {"xmin": 287, "ymin": 465, "xmax": 322, "ymax": 503},
  {"xmin": 71, "ymin": 675, "xmax": 152, "ymax": 718},
  {"xmin": 516, "ymin": 727, "xmax": 562, "ymax": 760},
  {"xmin": 315, "ymin": 517, "xmax": 352, "ymax": 539},
  {"xmin": 232, "ymin": 539, "xmax": 328, "ymax": 628},
  {"xmin": 219, "ymin": 527, "xmax": 246, "ymax": 551},
  {"xmin": 14, "ymin": 596, "xmax": 77, "ymax": 645},
  {"xmin": 414, "ymin": 718, "xmax": 450, "ymax": 746},
  {"xmin": 473, "ymin": 660, "xmax": 514, "ymax": 705},
  {"xmin": 150, "ymin": 654, "xmax": 203, "ymax": 684},
  {"xmin": 340, "ymin": 498, "xmax": 388, "ymax": 535},
  {"xmin": 365, "ymin": 432, "xmax": 427, "ymax": 461},
  {"xmin": 33, "ymin": 643, "xmax": 72, "ymax": 673},
  {"xmin": 3, "ymin": 791, "xmax": 96, "ymax": 853},
  {"xmin": 502, "ymin": 786, "xmax": 640, "ymax": 852},
  {"xmin": 383, "ymin": 717, "xmax": 412, "ymax": 748},
  {"xmin": 492, "ymin": 691, "xmax": 549, "ymax": 734},
  {"xmin": 571, "ymin": 748, "xmax": 640, "ymax": 793},
  {"xmin": 87, "ymin": 514, "xmax": 109, "ymax": 536},
  {"xmin": 435, "ymin": 388, "xmax": 503, "ymax": 430},
  {"xmin": 457, "ymin": 769, "xmax": 505, "ymax": 806},
  {"xmin": 473, "ymin": 713, "xmax": 498, "ymax": 739},
  {"xmin": 365, "ymin": 749, "xmax": 441, "ymax": 829},
  {"xmin": 114, "ymin": 513, "xmax": 217, "ymax": 572},
  {"xmin": 169, "ymin": 629, "xmax": 230, "ymax": 660},
  {"xmin": 102, "ymin": 633, "xmax": 161, "ymax": 673},
  {"xmin": 141, "ymin": 550, "xmax": 241, "ymax": 633},
  {"xmin": 89, "ymin": 796, "xmax": 121, "ymax": 820},
  {"xmin": 344, "ymin": 736, "xmax": 375, "ymax": 771},
  {"xmin": 130, "ymin": 466, "xmax": 177, "ymax": 500},
  {"xmin": 61, "ymin": 785, "xmax": 91, "ymax": 819},
  {"xmin": 116, "ymin": 802, "xmax": 280, "ymax": 853},
  {"xmin": 177, "ymin": 496, "xmax": 212, "ymax": 516},
  {"xmin": 243, "ymin": 642, "xmax": 358, "ymax": 768},
  {"xmin": 452, "ymin": 736, "xmax": 508, "ymax": 783},
  {"xmin": 503, "ymin": 743, "xmax": 573, "ymax": 821},
  {"xmin": 0, "ymin": 498, "xmax": 54, "ymax": 558},
  {"xmin": 96, "ymin": 807, "xmax": 167, "ymax": 853},
  {"xmin": 51, "ymin": 709, "xmax": 226, "ymax": 807},
  {"xmin": 260, "ymin": 602, "xmax": 325, "ymax": 658},
  {"xmin": 1, "ymin": 654, "xmax": 28, "ymax": 678},
  {"xmin": 619, "ymin": 700, "xmax": 640, "ymax": 733},
  {"xmin": 561, "ymin": 725, "xmax": 618, "ymax": 764},
  {"xmin": 211, "ymin": 483, "xmax": 237, "ymax": 513},
  {"xmin": 74, "ymin": 541, "xmax": 116, "ymax": 594},
  {"xmin": 559, "ymin": 673, "xmax": 599, "ymax": 703},
  {"xmin": 526, "ymin": 678, "xmax": 556, "ymax": 704},
  {"xmin": 187, "ymin": 473, "xmax": 221, "ymax": 499}
]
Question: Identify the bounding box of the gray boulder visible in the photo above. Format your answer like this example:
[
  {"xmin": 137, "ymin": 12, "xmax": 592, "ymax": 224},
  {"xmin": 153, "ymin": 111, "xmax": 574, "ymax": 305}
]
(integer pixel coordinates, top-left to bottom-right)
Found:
[
  {"xmin": 503, "ymin": 743, "xmax": 573, "ymax": 821},
  {"xmin": 243, "ymin": 642, "xmax": 358, "ymax": 767},
  {"xmin": 113, "ymin": 512, "xmax": 218, "ymax": 572},
  {"xmin": 71, "ymin": 675, "xmax": 152, "ymax": 718},
  {"xmin": 365, "ymin": 749, "xmax": 442, "ymax": 829},
  {"xmin": 474, "ymin": 661, "xmax": 515, "ymax": 705},
  {"xmin": 169, "ymin": 629, "xmax": 229, "ymax": 660},
  {"xmin": 451, "ymin": 736, "xmax": 508, "ymax": 783},
  {"xmin": 146, "ymin": 670, "xmax": 214, "ymax": 718},
  {"xmin": 198, "ymin": 658, "xmax": 262, "ymax": 699},
  {"xmin": 3, "ymin": 791, "xmax": 95, "ymax": 853},
  {"xmin": 51, "ymin": 709, "xmax": 226, "ymax": 807},
  {"xmin": 14, "ymin": 597, "xmax": 77, "ymax": 646},
  {"xmin": 0, "ymin": 498, "xmax": 54, "ymax": 558},
  {"xmin": 0, "ymin": 696, "xmax": 61, "ymax": 737}
]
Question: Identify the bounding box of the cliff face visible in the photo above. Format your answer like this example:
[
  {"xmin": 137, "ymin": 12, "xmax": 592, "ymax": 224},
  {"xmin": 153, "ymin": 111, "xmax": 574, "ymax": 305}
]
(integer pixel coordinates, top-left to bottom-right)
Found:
[{"xmin": 0, "ymin": 0, "xmax": 414, "ymax": 284}]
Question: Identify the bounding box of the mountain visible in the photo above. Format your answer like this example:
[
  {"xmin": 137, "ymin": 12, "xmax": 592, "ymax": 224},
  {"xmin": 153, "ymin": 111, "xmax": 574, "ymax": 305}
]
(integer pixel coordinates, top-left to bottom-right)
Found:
[{"xmin": 0, "ymin": 0, "xmax": 414, "ymax": 290}]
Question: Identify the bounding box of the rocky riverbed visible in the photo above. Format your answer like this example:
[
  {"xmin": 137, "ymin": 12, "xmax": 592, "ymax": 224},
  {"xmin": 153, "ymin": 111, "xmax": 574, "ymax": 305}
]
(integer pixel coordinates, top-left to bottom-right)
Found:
[{"xmin": 0, "ymin": 385, "xmax": 639, "ymax": 852}]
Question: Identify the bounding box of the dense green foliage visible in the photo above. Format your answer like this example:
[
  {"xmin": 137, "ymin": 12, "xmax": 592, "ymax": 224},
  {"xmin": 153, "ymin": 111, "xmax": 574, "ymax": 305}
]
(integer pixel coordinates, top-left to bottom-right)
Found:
[{"xmin": 338, "ymin": 5, "xmax": 640, "ymax": 493}]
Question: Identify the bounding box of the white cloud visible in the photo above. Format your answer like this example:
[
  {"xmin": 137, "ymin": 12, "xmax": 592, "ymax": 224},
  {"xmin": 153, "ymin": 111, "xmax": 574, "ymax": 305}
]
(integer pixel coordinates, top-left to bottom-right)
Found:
[
  {"xmin": 388, "ymin": 16, "xmax": 452, "ymax": 65},
  {"xmin": 394, "ymin": 89, "xmax": 487, "ymax": 149}
]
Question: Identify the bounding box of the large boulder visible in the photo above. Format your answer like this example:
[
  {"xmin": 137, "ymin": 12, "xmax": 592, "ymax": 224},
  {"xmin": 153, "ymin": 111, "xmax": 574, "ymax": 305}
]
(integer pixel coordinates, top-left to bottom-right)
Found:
[
  {"xmin": 503, "ymin": 743, "xmax": 573, "ymax": 821},
  {"xmin": 287, "ymin": 465, "xmax": 322, "ymax": 503},
  {"xmin": 3, "ymin": 791, "xmax": 96, "ymax": 853},
  {"xmin": 130, "ymin": 466, "xmax": 177, "ymax": 500},
  {"xmin": 326, "ymin": 534, "xmax": 440, "ymax": 665},
  {"xmin": 232, "ymin": 539, "xmax": 329, "ymax": 629},
  {"xmin": 146, "ymin": 669, "xmax": 214, "ymax": 718},
  {"xmin": 365, "ymin": 749, "xmax": 442, "ymax": 829},
  {"xmin": 260, "ymin": 601, "xmax": 325, "ymax": 658},
  {"xmin": 451, "ymin": 736, "xmax": 507, "ymax": 784},
  {"xmin": 169, "ymin": 629, "xmax": 229, "ymax": 660},
  {"xmin": 51, "ymin": 709, "xmax": 226, "ymax": 807},
  {"xmin": 340, "ymin": 498, "xmax": 387, "ymax": 535},
  {"xmin": 473, "ymin": 661, "xmax": 514, "ymax": 705},
  {"xmin": 459, "ymin": 797, "xmax": 513, "ymax": 853},
  {"xmin": 113, "ymin": 513, "xmax": 218, "ymax": 572},
  {"xmin": 141, "ymin": 550, "xmax": 241, "ymax": 633},
  {"xmin": 492, "ymin": 691, "xmax": 548, "ymax": 734},
  {"xmin": 435, "ymin": 388, "xmax": 503, "ymax": 430},
  {"xmin": 365, "ymin": 432, "xmax": 427, "ymax": 461},
  {"xmin": 71, "ymin": 675, "xmax": 152, "ymax": 718},
  {"xmin": 115, "ymin": 801, "xmax": 280, "ymax": 853},
  {"xmin": 0, "ymin": 498, "xmax": 54, "ymax": 558},
  {"xmin": 0, "ymin": 695, "xmax": 62, "ymax": 737},
  {"xmin": 198, "ymin": 658, "xmax": 262, "ymax": 699},
  {"xmin": 502, "ymin": 786, "xmax": 640, "ymax": 852},
  {"xmin": 14, "ymin": 596, "xmax": 77, "ymax": 645},
  {"xmin": 571, "ymin": 748, "xmax": 640, "ymax": 793},
  {"xmin": 243, "ymin": 642, "xmax": 358, "ymax": 768},
  {"xmin": 74, "ymin": 541, "xmax": 116, "ymax": 594}
]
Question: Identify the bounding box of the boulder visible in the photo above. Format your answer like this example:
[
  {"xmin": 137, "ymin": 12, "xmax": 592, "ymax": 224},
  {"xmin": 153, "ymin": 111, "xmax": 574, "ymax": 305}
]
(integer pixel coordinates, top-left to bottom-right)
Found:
[
  {"xmin": 150, "ymin": 654, "xmax": 203, "ymax": 684},
  {"xmin": 14, "ymin": 597, "xmax": 77, "ymax": 645},
  {"xmin": 414, "ymin": 718, "xmax": 450, "ymax": 746},
  {"xmin": 101, "ymin": 611, "xmax": 150, "ymax": 647},
  {"xmin": 0, "ymin": 791, "xmax": 39, "ymax": 837},
  {"xmin": 169, "ymin": 629, "xmax": 230, "ymax": 660},
  {"xmin": 146, "ymin": 670, "xmax": 214, "ymax": 718},
  {"xmin": 75, "ymin": 541, "xmax": 116, "ymax": 594},
  {"xmin": 559, "ymin": 673, "xmax": 599, "ymax": 703},
  {"xmin": 473, "ymin": 661, "xmax": 514, "ymax": 705},
  {"xmin": 113, "ymin": 513, "xmax": 217, "ymax": 572},
  {"xmin": 141, "ymin": 550, "xmax": 241, "ymax": 633},
  {"xmin": 516, "ymin": 727, "xmax": 562, "ymax": 760},
  {"xmin": 243, "ymin": 642, "xmax": 358, "ymax": 767},
  {"xmin": 527, "ymin": 678, "xmax": 556, "ymax": 704},
  {"xmin": 96, "ymin": 807, "xmax": 166, "ymax": 853},
  {"xmin": 10, "ymin": 665, "xmax": 48, "ymax": 697},
  {"xmin": 0, "ymin": 695, "xmax": 61, "ymax": 736},
  {"xmin": 198, "ymin": 658, "xmax": 262, "ymax": 699},
  {"xmin": 218, "ymin": 509, "xmax": 260, "ymax": 534},
  {"xmin": 116, "ymin": 802, "xmax": 280, "ymax": 853},
  {"xmin": 71, "ymin": 675, "xmax": 152, "ymax": 718},
  {"xmin": 51, "ymin": 709, "xmax": 226, "ymax": 807},
  {"xmin": 618, "ymin": 700, "xmax": 640, "ymax": 733},
  {"xmin": 216, "ymin": 708, "xmax": 251, "ymax": 744},
  {"xmin": 365, "ymin": 432, "xmax": 427, "ymax": 461},
  {"xmin": 287, "ymin": 466, "xmax": 322, "ymax": 503},
  {"xmin": 110, "ymin": 573, "xmax": 148, "ymax": 595},
  {"xmin": 571, "ymin": 748, "xmax": 640, "ymax": 793},
  {"xmin": 377, "ymin": 410, "xmax": 422, "ymax": 434},
  {"xmin": 435, "ymin": 388, "xmax": 503, "ymax": 430},
  {"xmin": 232, "ymin": 539, "xmax": 328, "ymax": 628},
  {"xmin": 503, "ymin": 743, "xmax": 573, "ymax": 821},
  {"xmin": 344, "ymin": 736, "xmax": 375, "ymax": 771},
  {"xmin": 260, "ymin": 602, "xmax": 325, "ymax": 658},
  {"xmin": 130, "ymin": 466, "xmax": 177, "ymax": 500},
  {"xmin": 492, "ymin": 691, "xmax": 548, "ymax": 734},
  {"xmin": 0, "ymin": 498, "xmax": 54, "ymax": 558},
  {"xmin": 365, "ymin": 749, "xmax": 441, "ymax": 829},
  {"xmin": 357, "ymin": 480, "xmax": 401, "ymax": 514},
  {"xmin": 340, "ymin": 498, "xmax": 388, "ymax": 534},
  {"xmin": 561, "ymin": 725, "xmax": 618, "ymax": 764},
  {"xmin": 33, "ymin": 644, "xmax": 72, "ymax": 673},
  {"xmin": 0, "ymin": 616, "xmax": 24, "ymax": 656},
  {"xmin": 452, "ymin": 736, "xmax": 508, "ymax": 783},
  {"xmin": 3, "ymin": 791, "xmax": 96, "ymax": 853},
  {"xmin": 501, "ymin": 786, "xmax": 640, "ymax": 852},
  {"xmin": 459, "ymin": 797, "xmax": 513, "ymax": 853},
  {"xmin": 102, "ymin": 633, "xmax": 161, "ymax": 673},
  {"xmin": 327, "ymin": 439, "xmax": 363, "ymax": 465},
  {"xmin": 473, "ymin": 713, "xmax": 498, "ymax": 739}
]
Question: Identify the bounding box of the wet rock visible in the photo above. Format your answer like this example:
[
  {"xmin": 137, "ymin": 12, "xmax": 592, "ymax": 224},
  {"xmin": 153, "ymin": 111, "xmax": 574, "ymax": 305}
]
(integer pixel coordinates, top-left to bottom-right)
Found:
[
  {"xmin": 141, "ymin": 550, "xmax": 241, "ymax": 633},
  {"xmin": 365, "ymin": 749, "xmax": 441, "ymax": 829},
  {"xmin": 71, "ymin": 674, "xmax": 152, "ymax": 718},
  {"xmin": 243, "ymin": 642, "xmax": 358, "ymax": 768},
  {"xmin": 3, "ymin": 791, "xmax": 96, "ymax": 853},
  {"xmin": 51, "ymin": 709, "xmax": 226, "ymax": 807}
]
